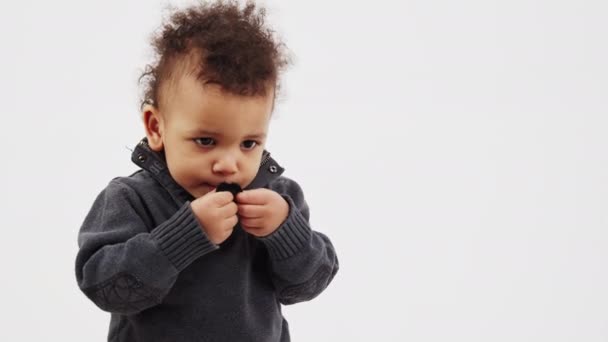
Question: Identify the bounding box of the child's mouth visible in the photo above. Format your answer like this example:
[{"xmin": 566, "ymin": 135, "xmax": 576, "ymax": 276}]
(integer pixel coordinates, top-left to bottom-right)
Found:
[{"xmin": 216, "ymin": 182, "xmax": 243, "ymax": 196}]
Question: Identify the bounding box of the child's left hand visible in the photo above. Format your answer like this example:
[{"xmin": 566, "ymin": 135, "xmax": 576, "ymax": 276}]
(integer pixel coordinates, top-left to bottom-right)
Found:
[{"xmin": 236, "ymin": 189, "xmax": 289, "ymax": 237}]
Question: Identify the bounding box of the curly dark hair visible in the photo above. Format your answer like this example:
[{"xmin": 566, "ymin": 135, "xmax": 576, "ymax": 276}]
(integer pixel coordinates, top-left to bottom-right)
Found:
[{"xmin": 138, "ymin": 0, "xmax": 290, "ymax": 110}]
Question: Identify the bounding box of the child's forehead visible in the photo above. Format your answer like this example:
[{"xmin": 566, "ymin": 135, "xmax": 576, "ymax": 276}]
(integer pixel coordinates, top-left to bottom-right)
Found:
[{"xmin": 161, "ymin": 74, "xmax": 273, "ymax": 131}]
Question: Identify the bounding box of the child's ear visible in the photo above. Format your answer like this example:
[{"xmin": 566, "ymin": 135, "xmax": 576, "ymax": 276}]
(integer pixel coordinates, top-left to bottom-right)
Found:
[{"xmin": 142, "ymin": 104, "xmax": 164, "ymax": 151}]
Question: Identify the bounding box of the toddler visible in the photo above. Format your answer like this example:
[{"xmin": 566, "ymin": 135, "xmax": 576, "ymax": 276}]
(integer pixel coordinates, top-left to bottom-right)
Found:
[{"xmin": 75, "ymin": 1, "xmax": 339, "ymax": 341}]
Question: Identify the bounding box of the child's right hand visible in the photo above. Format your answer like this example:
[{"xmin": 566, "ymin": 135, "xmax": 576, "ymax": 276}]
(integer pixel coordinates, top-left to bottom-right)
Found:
[{"xmin": 190, "ymin": 190, "xmax": 238, "ymax": 245}]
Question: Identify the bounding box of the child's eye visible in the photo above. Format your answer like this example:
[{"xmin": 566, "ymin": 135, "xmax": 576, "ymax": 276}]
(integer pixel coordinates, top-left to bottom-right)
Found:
[
  {"xmin": 194, "ymin": 137, "xmax": 216, "ymax": 147},
  {"xmin": 241, "ymin": 140, "xmax": 257, "ymax": 150}
]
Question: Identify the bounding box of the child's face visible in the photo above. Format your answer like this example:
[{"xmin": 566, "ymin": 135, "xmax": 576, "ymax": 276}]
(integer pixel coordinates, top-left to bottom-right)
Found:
[{"xmin": 143, "ymin": 74, "xmax": 274, "ymax": 198}]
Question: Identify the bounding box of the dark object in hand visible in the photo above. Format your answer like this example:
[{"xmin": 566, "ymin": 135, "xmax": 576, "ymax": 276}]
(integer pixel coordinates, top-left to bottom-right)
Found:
[{"xmin": 216, "ymin": 182, "xmax": 242, "ymax": 197}]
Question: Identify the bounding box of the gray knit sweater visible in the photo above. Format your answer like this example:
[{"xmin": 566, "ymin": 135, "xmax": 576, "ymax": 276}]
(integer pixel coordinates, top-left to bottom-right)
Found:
[{"xmin": 75, "ymin": 139, "xmax": 339, "ymax": 341}]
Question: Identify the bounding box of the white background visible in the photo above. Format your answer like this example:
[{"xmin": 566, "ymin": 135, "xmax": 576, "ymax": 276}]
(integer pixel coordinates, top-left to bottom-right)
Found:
[{"xmin": 1, "ymin": 0, "xmax": 607, "ymax": 341}]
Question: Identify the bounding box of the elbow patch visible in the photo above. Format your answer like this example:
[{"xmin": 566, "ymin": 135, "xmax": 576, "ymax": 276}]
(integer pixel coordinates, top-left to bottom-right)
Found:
[
  {"xmin": 82, "ymin": 272, "xmax": 163, "ymax": 314},
  {"xmin": 278, "ymin": 264, "xmax": 335, "ymax": 305}
]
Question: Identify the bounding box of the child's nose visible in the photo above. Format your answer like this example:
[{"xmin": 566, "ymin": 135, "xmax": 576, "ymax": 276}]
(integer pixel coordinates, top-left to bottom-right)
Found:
[{"xmin": 212, "ymin": 155, "xmax": 238, "ymax": 176}]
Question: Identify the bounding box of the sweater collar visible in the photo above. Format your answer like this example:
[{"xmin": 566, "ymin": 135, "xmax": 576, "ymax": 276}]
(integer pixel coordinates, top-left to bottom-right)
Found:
[{"xmin": 130, "ymin": 137, "xmax": 285, "ymax": 204}]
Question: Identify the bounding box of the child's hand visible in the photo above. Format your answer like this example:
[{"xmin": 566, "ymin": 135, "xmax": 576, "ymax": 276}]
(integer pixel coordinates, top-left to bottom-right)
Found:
[
  {"xmin": 191, "ymin": 191, "xmax": 238, "ymax": 245},
  {"xmin": 235, "ymin": 189, "xmax": 289, "ymax": 237}
]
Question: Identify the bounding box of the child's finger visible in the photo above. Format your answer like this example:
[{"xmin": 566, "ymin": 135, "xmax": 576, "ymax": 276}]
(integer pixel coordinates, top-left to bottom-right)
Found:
[
  {"xmin": 210, "ymin": 191, "xmax": 234, "ymax": 206},
  {"xmin": 240, "ymin": 217, "xmax": 264, "ymax": 229},
  {"xmin": 235, "ymin": 189, "xmax": 269, "ymax": 205},
  {"xmin": 218, "ymin": 201, "xmax": 238, "ymax": 218},
  {"xmin": 237, "ymin": 204, "xmax": 264, "ymax": 218}
]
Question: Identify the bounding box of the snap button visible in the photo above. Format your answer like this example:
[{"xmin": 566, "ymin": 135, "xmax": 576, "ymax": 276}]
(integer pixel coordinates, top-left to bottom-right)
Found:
[
  {"xmin": 138, "ymin": 154, "xmax": 146, "ymax": 162},
  {"xmin": 269, "ymin": 165, "xmax": 278, "ymax": 173}
]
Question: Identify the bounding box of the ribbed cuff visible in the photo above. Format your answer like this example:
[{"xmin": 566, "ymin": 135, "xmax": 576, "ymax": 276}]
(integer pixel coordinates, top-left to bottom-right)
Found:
[
  {"xmin": 151, "ymin": 202, "xmax": 219, "ymax": 271},
  {"xmin": 258, "ymin": 196, "xmax": 312, "ymax": 260}
]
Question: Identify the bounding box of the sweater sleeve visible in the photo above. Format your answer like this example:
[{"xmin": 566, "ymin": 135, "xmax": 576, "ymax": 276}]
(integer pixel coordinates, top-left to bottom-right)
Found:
[
  {"xmin": 259, "ymin": 177, "xmax": 339, "ymax": 305},
  {"xmin": 75, "ymin": 179, "xmax": 218, "ymax": 315}
]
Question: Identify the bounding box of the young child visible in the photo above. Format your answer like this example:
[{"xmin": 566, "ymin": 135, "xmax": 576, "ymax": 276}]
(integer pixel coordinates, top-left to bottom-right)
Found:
[{"xmin": 74, "ymin": 1, "xmax": 339, "ymax": 341}]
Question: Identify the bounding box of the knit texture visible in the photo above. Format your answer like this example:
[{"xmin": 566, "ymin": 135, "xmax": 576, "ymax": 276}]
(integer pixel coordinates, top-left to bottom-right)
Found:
[{"xmin": 75, "ymin": 140, "xmax": 339, "ymax": 341}]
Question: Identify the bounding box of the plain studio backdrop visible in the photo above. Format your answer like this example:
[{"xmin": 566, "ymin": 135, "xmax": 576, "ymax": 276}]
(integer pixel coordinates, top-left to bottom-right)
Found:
[{"xmin": 0, "ymin": 0, "xmax": 606, "ymax": 341}]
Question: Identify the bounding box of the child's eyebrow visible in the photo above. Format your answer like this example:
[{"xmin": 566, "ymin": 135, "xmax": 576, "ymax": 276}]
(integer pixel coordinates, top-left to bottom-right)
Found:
[
  {"xmin": 189, "ymin": 129, "xmax": 266, "ymax": 139},
  {"xmin": 189, "ymin": 129, "xmax": 221, "ymax": 136},
  {"xmin": 244, "ymin": 133, "xmax": 267, "ymax": 140}
]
